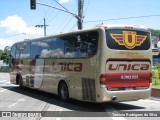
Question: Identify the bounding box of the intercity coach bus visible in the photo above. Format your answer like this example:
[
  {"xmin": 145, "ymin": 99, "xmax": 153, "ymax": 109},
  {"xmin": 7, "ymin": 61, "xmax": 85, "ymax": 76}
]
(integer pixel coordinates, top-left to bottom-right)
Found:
[{"xmin": 9, "ymin": 24, "xmax": 152, "ymax": 102}]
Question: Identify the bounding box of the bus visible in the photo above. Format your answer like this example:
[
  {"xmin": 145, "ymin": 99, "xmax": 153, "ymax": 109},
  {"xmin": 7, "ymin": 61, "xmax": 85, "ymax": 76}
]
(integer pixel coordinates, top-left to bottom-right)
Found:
[{"xmin": 9, "ymin": 24, "xmax": 152, "ymax": 102}]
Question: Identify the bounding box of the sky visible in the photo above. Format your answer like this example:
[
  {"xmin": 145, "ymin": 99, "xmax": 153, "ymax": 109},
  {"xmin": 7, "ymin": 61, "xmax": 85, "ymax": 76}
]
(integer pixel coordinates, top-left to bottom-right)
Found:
[{"xmin": 0, "ymin": 0, "xmax": 160, "ymax": 50}]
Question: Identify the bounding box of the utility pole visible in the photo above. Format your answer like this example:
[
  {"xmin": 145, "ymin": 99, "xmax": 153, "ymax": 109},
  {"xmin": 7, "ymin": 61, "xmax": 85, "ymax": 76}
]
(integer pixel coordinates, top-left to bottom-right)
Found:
[
  {"xmin": 31, "ymin": 1, "xmax": 83, "ymax": 30},
  {"xmin": 35, "ymin": 18, "xmax": 48, "ymax": 36},
  {"xmin": 78, "ymin": 0, "xmax": 83, "ymax": 30},
  {"xmin": 44, "ymin": 18, "xmax": 47, "ymax": 36}
]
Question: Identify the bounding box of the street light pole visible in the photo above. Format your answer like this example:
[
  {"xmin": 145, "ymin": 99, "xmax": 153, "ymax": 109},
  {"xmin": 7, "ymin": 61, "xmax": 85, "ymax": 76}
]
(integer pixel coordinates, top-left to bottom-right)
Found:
[
  {"xmin": 35, "ymin": 18, "xmax": 48, "ymax": 36},
  {"xmin": 44, "ymin": 18, "xmax": 47, "ymax": 36}
]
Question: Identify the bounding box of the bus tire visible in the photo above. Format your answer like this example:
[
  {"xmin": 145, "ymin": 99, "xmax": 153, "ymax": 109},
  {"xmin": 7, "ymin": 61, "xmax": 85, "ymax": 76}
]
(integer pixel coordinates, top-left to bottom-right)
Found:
[
  {"xmin": 16, "ymin": 74, "xmax": 23, "ymax": 87},
  {"xmin": 58, "ymin": 81, "xmax": 69, "ymax": 101}
]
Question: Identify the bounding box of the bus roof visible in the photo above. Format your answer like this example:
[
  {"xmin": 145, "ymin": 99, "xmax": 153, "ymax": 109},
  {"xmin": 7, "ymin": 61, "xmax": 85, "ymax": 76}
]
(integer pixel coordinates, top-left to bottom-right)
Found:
[
  {"xmin": 12, "ymin": 24, "xmax": 150, "ymax": 45},
  {"xmin": 95, "ymin": 24, "xmax": 149, "ymax": 30},
  {"xmin": 16, "ymin": 27, "xmax": 102, "ymax": 43}
]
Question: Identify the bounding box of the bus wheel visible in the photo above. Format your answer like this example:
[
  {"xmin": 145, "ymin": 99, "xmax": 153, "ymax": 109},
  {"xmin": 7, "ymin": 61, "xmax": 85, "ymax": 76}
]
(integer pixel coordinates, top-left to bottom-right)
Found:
[
  {"xmin": 16, "ymin": 74, "xmax": 22, "ymax": 87},
  {"xmin": 58, "ymin": 82, "xmax": 69, "ymax": 101}
]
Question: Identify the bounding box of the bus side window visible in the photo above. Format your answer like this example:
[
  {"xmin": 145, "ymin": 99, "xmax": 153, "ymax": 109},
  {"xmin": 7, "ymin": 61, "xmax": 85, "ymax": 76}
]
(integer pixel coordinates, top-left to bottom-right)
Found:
[
  {"xmin": 51, "ymin": 38, "xmax": 64, "ymax": 58},
  {"xmin": 64, "ymin": 35, "xmax": 79, "ymax": 58},
  {"xmin": 78, "ymin": 32, "xmax": 98, "ymax": 58},
  {"xmin": 14, "ymin": 43, "xmax": 22, "ymax": 59},
  {"xmin": 11, "ymin": 45, "xmax": 16, "ymax": 59},
  {"xmin": 87, "ymin": 32, "xmax": 98, "ymax": 56},
  {"xmin": 21, "ymin": 42, "xmax": 30, "ymax": 59},
  {"xmin": 10, "ymin": 45, "xmax": 17, "ymax": 67},
  {"xmin": 31, "ymin": 41, "xmax": 41, "ymax": 59},
  {"xmin": 62, "ymin": 31, "xmax": 98, "ymax": 58},
  {"xmin": 39, "ymin": 39, "xmax": 51, "ymax": 58}
]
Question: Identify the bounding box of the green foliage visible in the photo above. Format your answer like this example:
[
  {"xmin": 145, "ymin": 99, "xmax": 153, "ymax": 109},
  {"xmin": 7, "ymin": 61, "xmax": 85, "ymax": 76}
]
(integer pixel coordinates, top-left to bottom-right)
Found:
[
  {"xmin": 0, "ymin": 49, "xmax": 3, "ymax": 58},
  {"xmin": 0, "ymin": 50, "xmax": 10, "ymax": 64},
  {"xmin": 0, "ymin": 46, "xmax": 11, "ymax": 64},
  {"xmin": 1, "ymin": 52, "xmax": 8, "ymax": 60},
  {"xmin": 152, "ymin": 78, "xmax": 160, "ymax": 88},
  {"xmin": 150, "ymin": 29, "xmax": 160, "ymax": 37}
]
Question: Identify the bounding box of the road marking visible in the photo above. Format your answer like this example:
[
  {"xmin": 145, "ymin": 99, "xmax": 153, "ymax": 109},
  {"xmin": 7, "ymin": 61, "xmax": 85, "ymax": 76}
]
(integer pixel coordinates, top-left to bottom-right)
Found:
[
  {"xmin": 55, "ymin": 106, "xmax": 63, "ymax": 120},
  {"xmin": 0, "ymin": 89, "xmax": 7, "ymax": 93},
  {"xmin": 59, "ymin": 108, "xmax": 63, "ymax": 115},
  {"xmin": 5, "ymin": 82, "xmax": 11, "ymax": 84},
  {"xmin": 0, "ymin": 80, "xmax": 8, "ymax": 83},
  {"xmin": 8, "ymin": 98, "xmax": 25, "ymax": 108},
  {"xmin": 56, "ymin": 118, "xmax": 61, "ymax": 120},
  {"xmin": 0, "ymin": 80, "xmax": 16, "ymax": 87},
  {"xmin": 111, "ymin": 117, "xmax": 126, "ymax": 120},
  {"xmin": 0, "ymin": 87, "xmax": 14, "ymax": 93}
]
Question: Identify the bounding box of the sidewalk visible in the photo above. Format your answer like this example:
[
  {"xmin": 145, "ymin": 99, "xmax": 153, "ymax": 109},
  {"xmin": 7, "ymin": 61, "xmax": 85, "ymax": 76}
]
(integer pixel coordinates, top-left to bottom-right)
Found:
[
  {"xmin": 0, "ymin": 61, "xmax": 9, "ymax": 72},
  {"xmin": 151, "ymin": 88, "xmax": 160, "ymax": 98},
  {"xmin": 0, "ymin": 73, "xmax": 10, "ymax": 80},
  {"xmin": 149, "ymin": 96, "xmax": 160, "ymax": 101}
]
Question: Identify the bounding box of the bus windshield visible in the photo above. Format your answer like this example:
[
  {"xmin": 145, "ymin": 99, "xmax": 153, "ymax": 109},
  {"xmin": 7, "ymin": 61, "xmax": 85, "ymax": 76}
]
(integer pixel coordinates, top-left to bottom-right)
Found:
[{"xmin": 105, "ymin": 29, "xmax": 150, "ymax": 50}]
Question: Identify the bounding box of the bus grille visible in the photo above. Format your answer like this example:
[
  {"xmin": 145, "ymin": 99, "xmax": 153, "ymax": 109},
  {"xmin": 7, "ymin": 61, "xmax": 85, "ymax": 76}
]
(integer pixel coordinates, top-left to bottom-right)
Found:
[{"xmin": 82, "ymin": 78, "xmax": 96, "ymax": 101}]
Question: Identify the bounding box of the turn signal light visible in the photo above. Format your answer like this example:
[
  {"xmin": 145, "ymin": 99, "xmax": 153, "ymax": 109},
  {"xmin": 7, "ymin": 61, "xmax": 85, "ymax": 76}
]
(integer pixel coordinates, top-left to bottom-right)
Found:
[{"xmin": 100, "ymin": 74, "xmax": 107, "ymax": 84}]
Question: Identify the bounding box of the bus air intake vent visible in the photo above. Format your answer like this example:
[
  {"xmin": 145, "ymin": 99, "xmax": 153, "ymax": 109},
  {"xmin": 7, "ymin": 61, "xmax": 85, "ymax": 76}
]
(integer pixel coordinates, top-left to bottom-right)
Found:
[{"xmin": 82, "ymin": 78, "xmax": 96, "ymax": 101}]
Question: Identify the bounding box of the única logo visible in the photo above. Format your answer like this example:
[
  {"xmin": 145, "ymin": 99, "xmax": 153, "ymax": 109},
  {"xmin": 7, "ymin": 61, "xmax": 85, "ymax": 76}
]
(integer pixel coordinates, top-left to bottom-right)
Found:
[{"xmin": 110, "ymin": 31, "xmax": 147, "ymax": 49}]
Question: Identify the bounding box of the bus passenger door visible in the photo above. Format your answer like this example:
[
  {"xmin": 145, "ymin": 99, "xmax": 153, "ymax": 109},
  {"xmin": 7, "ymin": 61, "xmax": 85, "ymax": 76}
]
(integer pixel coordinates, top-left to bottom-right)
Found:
[{"xmin": 34, "ymin": 59, "xmax": 44, "ymax": 88}]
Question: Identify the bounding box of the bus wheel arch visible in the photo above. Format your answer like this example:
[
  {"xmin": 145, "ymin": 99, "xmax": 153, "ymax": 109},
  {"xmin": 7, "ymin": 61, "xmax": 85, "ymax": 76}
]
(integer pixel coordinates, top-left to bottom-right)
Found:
[{"xmin": 58, "ymin": 80, "xmax": 69, "ymax": 101}]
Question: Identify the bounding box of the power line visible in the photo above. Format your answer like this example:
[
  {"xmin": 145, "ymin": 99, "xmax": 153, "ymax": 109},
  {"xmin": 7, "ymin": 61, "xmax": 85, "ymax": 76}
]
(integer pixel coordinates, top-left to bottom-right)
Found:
[
  {"xmin": 0, "ymin": 34, "xmax": 21, "ymax": 38},
  {"xmin": 37, "ymin": 18, "xmax": 44, "ymax": 26},
  {"xmin": 84, "ymin": 14, "xmax": 160, "ymax": 23},
  {"xmin": 60, "ymin": 16, "xmax": 74, "ymax": 32},
  {"xmin": 44, "ymin": 0, "xmax": 55, "ymax": 19},
  {"xmin": 0, "ymin": 33, "xmax": 33, "ymax": 39},
  {"xmin": 47, "ymin": 0, "xmax": 70, "ymax": 25},
  {"xmin": 59, "ymin": 7, "xmax": 77, "ymax": 32},
  {"xmin": 45, "ymin": 4, "xmax": 59, "ymax": 22},
  {"xmin": 47, "ymin": 8, "xmax": 60, "ymax": 24},
  {"xmin": 49, "ymin": 3, "xmax": 77, "ymax": 33},
  {"xmin": 82, "ymin": 0, "xmax": 90, "ymax": 29},
  {"xmin": 69, "ymin": 23, "xmax": 77, "ymax": 32},
  {"xmin": 46, "ymin": 3, "xmax": 70, "ymax": 24},
  {"xmin": 54, "ymin": 0, "xmax": 69, "ymax": 12},
  {"xmin": 84, "ymin": 0, "xmax": 90, "ymax": 16},
  {"xmin": 51, "ymin": 3, "xmax": 77, "ymax": 33}
]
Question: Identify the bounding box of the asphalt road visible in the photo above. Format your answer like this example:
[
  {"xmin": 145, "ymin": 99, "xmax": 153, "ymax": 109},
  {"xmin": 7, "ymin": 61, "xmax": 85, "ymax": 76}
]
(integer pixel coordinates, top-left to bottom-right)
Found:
[{"xmin": 0, "ymin": 73, "xmax": 160, "ymax": 120}]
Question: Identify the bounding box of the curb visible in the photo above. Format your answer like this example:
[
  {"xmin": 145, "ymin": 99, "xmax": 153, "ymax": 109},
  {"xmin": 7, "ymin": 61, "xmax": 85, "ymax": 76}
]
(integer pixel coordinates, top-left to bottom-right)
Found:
[{"xmin": 149, "ymin": 97, "xmax": 160, "ymax": 101}]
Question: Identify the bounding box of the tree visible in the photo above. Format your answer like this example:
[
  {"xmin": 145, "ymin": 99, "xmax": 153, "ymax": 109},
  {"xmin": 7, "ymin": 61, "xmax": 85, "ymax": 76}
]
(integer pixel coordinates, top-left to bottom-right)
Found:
[
  {"xmin": 150, "ymin": 29, "xmax": 160, "ymax": 37},
  {"xmin": 1, "ymin": 52, "xmax": 8, "ymax": 60},
  {"xmin": 4, "ymin": 46, "xmax": 11, "ymax": 53},
  {"xmin": 1, "ymin": 52, "xmax": 9, "ymax": 64},
  {"xmin": 0, "ymin": 46, "xmax": 11, "ymax": 64},
  {"xmin": 0, "ymin": 49, "xmax": 3, "ymax": 60}
]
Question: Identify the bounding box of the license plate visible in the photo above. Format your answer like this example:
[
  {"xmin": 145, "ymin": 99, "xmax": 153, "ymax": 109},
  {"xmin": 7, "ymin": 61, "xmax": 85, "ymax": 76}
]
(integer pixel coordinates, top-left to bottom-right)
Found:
[{"xmin": 125, "ymin": 87, "xmax": 133, "ymax": 90}]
